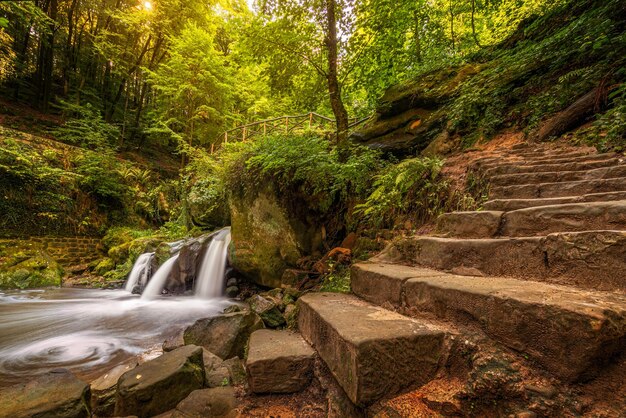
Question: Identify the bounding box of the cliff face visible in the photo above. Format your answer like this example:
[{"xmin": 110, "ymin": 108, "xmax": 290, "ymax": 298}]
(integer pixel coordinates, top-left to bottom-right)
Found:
[{"xmin": 351, "ymin": 0, "xmax": 626, "ymax": 156}]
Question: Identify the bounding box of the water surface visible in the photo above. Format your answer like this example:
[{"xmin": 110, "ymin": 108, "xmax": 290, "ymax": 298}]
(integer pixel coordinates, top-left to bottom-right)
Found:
[{"xmin": 0, "ymin": 288, "xmax": 231, "ymax": 387}]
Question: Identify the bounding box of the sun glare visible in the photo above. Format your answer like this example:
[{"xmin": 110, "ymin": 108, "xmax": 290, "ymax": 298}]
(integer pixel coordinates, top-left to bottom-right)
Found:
[{"xmin": 143, "ymin": 1, "xmax": 153, "ymax": 10}]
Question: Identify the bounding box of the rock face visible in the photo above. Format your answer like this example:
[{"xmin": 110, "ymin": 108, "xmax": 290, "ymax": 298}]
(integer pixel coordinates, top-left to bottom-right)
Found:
[
  {"xmin": 246, "ymin": 329, "xmax": 315, "ymax": 394},
  {"xmin": 114, "ymin": 345, "xmax": 205, "ymax": 418},
  {"xmin": 183, "ymin": 311, "xmax": 264, "ymax": 359},
  {"xmin": 0, "ymin": 369, "xmax": 90, "ymax": 418},
  {"xmin": 349, "ymin": 65, "xmax": 479, "ymax": 156},
  {"xmin": 229, "ymin": 187, "xmax": 323, "ymax": 288},
  {"xmin": 91, "ymin": 360, "xmax": 138, "ymax": 417}
]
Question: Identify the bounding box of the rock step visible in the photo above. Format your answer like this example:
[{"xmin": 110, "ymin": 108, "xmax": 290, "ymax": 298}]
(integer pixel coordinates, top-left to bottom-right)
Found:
[
  {"xmin": 246, "ymin": 329, "xmax": 315, "ymax": 394},
  {"xmin": 437, "ymin": 201, "xmax": 626, "ymax": 238},
  {"xmin": 490, "ymin": 177, "xmax": 626, "ymax": 199},
  {"xmin": 380, "ymin": 230, "xmax": 626, "ymax": 291},
  {"xmin": 351, "ymin": 263, "xmax": 626, "ymax": 382},
  {"xmin": 483, "ymin": 157, "xmax": 623, "ymax": 177},
  {"xmin": 473, "ymin": 149, "xmax": 597, "ymax": 165},
  {"xmin": 488, "ymin": 165, "xmax": 626, "ymax": 187},
  {"xmin": 483, "ymin": 191, "xmax": 626, "ymax": 211},
  {"xmin": 297, "ymin": 292, "xmax": 446, "ymax": 406},
  {"xmin": 478, "ymin": 152, "xmax": 616, "ymax": 171}
]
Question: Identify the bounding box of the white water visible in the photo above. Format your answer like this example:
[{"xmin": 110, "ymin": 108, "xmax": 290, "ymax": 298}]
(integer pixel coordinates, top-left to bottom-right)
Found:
[
  {"xmin": 0, "ymin": 288, "xmax": 232, "ymax": 386},
  {"xmin": 195, "ymin": 228, "xmax": 231, "ymax": 298},
  {"xmin": 124, "ymin": 252, "xmax": 155, "ymax": 292},
  {"xmin": 140, "ymin": 254, "xmax": 180, "ymax": 299}
]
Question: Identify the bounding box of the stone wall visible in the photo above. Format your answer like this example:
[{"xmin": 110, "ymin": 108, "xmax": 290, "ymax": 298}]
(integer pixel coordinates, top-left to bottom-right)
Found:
[{"xmin": 0, "ymin": 236, "xmax": 103, "ymax": 266}]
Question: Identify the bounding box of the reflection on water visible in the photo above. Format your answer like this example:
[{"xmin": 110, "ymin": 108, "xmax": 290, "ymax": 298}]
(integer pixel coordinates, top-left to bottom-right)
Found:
[{"xmin": 0, "ymin": 288, "xmax": 232, "ymax": 387}]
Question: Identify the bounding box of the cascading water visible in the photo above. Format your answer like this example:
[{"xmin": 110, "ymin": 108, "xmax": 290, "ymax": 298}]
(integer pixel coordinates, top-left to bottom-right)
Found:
[
  {"xmin": 124, "ymin": 252, "xmax": 155, "ymax": 292},
  {"xmin": 195, "ymin": 228, "xmax": 231, "ymax": 298},
  {"xmin": 140, "ymin": 254, "xmax": 180, "ymax": 299}
]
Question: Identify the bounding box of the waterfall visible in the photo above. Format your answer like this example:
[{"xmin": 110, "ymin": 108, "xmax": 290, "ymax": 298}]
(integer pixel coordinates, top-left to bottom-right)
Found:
[
  {"xmin": 141, "ymin": 254, "xmax": 179, "ymax": 300},
  {"xmin": 195, "ymin": 228, "xmax": 231, "ymax": 298},
  {"xmin": 124, "ymin": 252, "xmax": 155, "ymax": 293}
]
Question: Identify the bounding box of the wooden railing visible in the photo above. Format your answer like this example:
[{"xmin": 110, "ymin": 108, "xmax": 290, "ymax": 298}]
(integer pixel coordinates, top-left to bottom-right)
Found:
[{"xmin": 210, "ymin": 112, "xmax": 370, "ymax": 154}]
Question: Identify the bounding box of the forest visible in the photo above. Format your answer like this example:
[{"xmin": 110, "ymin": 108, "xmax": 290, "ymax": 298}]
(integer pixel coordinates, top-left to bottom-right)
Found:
[{"xmin": 0, "ymin": 0, "xmax": 625, "ymax": 416}]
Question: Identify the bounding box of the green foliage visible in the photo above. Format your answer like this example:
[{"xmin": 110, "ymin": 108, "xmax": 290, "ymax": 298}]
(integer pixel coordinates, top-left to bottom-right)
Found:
[
  {"xmin": 54, "ymin": 101, "xmax": 120, "ymax": 149},
  {"xmin": 219, "ymin": 132, "xmax": 381, "ymax": 214},
  {"xmin": 574, "ymin": 83, "xmax": 626, "ymax": 152},
  {"xmin": 354, "ymin": 157, "xmax": 450, "ymax": 229},
  {"xmin": 319, "ymin": 264, "xmax": 351, "ymax": 293}
]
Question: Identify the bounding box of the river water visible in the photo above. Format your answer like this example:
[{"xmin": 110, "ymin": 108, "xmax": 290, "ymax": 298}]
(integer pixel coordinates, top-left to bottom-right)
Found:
[{"xmin": 0, "ymin": 288, "xmax": 232, "ymax": 387}]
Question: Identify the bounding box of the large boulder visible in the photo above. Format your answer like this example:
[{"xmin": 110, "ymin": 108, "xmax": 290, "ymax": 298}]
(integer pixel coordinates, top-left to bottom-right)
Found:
[
  {"xmin": 229, "ymin": 187, "xmax": 323, "ymax": 288},
  {"xmin": 90, "ymin": 360, "xmax": 138, "ymax": 417},
  {"xmin": 0, "ymin": 369, "xmax": 90, "ymax": 418},
  {"xmin": 114, "ymin": 345, "xmax": 205, "ymax": 418},
  {"xmin": 183, "ymin": 311, "xmax": 264, "ymax": 359}
]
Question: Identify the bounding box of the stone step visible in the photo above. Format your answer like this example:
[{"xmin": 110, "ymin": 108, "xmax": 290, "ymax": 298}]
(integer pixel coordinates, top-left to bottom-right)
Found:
[
  {"xmin": 474, "ymin": 149, "xmax": 597, "ymax": 166},
  {"xmin": 501, "ymin": 201, "xmax": 626, "ymax": 237},
  {"xmin": 483, "ymin": 191, "xmax": 626, "ymax": 211},
  {"xmin": 483, "ymin": 158, "xmax": 623, "ymax": 177},
  {"xmin": 478, "ymin": 152, "xmax": 616, "ymax": 172},
  {"xmin": 490, "ymin": 177, "xmax": 626, "ymax": 200},
  {"xmin": 380, "ymin": 230, "xmax": 626, "ymax": 291},
  {"xmin": 351, "ymin": 263, "xmax": 626, "ymax": 382},
  {"xmin": 246, "ymin": 329, "xmax": 315, "ymax": 394},
  {"xmin": 437, "ymin": 201, "xmax": 626, "ymax": 238},
  {"xmin": 488, "ymin": 165, "xmax": 626, "ymax": 187},
  {"xmin": 297, "ymin": 292, "xmax": 446, "ymax": 406}
]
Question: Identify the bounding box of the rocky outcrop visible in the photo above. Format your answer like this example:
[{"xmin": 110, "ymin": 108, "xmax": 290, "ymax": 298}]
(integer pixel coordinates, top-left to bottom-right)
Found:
[
  {"xmin": 349, "ymin": 65, "xmax": 479, "ymax": 156},
  {"xmin": 229, "ymin": 187, "xmax": 323, "ymax": 288},
  {"xmin": 0, "ymin": 369, "xmax": 91, "ymax": 418},
  {"xmin": 246, "ymin": 329, "xmax": 315, "ymax": 394},
  {"xmin": 114, "ymin": 345, "xmax": 205, "ymax": 418},
  {"xmin": 154, "ymin": 387, "xmax": 239, "ymax": 418},
  {"xmin": 183, "ymin": 310, "xmax": 264, "ymax": 359}
]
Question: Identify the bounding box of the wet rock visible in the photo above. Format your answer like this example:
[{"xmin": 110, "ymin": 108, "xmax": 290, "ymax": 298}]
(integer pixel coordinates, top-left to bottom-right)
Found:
[
  {"xmin": 246, "ymin": 330, "xmax": 315, "ymax": 394},
  {"xmin": 176, "ymin": 239, "xmax": 205, "ymax": 291},
  {"xmin": 225, "ymin": 286, "xmax": 239, "ymax": 298},
  {"xmin": 283, "ymin": 303, "xmax": 299, "ymax": 329},
  {"xmin": 163, "ymin": 330, "xmax": 185, "ymax": 352},
  {"xmin": 168, "ymin": 387, "xmax": 239, "ymax": 418},
  {"xmin": 0, "ymin": 369, "xmax": 90, "ymax": 418},
  {"xmin": 222, "ymin": 357, "xmax": 246, "ymax": 385},
  {"xmin": 114, "ymin": 345, "xmax": 205, "ymax": 418},
  {"xmin": 91, "ymin": 361, "xmax": 138, "ymax": 417},
  {"xmin": 281, "ymin": 269, "xmax": 312, "ymax": 288},
  {"xmin": 206, "ymin": 366, "xmax": 232, "ymax": 388},
  {"xmin": 183, "ymin": 311, "xmax": 264, "ymax": 359},
  {"xmin": 226, "ymin": 277, "xmax": 237, "ymax": 287},
  {"xmin": 247, "ymin": 294, "xmax": 285, "ymax": 328}
]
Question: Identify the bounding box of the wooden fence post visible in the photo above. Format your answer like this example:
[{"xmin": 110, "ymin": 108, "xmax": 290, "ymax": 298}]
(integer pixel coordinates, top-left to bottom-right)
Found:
[
  {"xmin": 243, "ymin": 127, "xmax": 247, "ymax": 142},
  {"xmin": 263, "ymin": 122, "xmax": 266, "ymax": 135},
  {"xmin": 225, "ymin": 132, "xmax": 228, "ymax": 143},
  {"xmin": 210, "ymin": 143, "xmax": 214, "ymax": 154},
  {"xmin": 285, "ymin": 117, "xmax": 289, "ymax": 133},
  {"xmin": 309, "ymin": 112, "xmax": 313, "ymax": 129}
]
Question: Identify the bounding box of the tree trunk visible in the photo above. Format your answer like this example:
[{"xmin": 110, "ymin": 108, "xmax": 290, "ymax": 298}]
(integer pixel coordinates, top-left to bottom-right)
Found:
[
  {"xmin": 38, "ymin": 0, "xmax": 58, "ymax": 112},
  {"xmin": 324, "ymin": 0, "xmax": 349, "ymax": 140},
  {"xmin": 449, "ymin": 0, "xmax": 455, "ymax": 52},
  {"xmin": 471, "ymin": 0, "xmax": 481, "ymax": 48},
  {"xmin": 413, "ymin": 9, "xmax": 422, "ymax": 63}
]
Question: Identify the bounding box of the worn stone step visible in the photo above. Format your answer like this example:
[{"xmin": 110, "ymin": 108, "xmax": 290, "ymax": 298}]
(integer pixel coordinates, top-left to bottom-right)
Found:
[
  {"xmin": 490, "ymin": 177, "xmax": 626, "ymax": 200},
  {"xmin": 483, "ymin": 191, "xmax": 626, "ymax": 211},
  {"xmin": 483, "ymin": 158, "xmax": 623, "ymax": 177},
  {"xmin": 489, "ymin": 165, "xmax": 626, "ymax": 187},
  {"xmin": 501, "ymin": 201, "xmax": 626, "ymax": 237},
  {"xmin": 351, "ymin": 263, "xmax": 626, "ymax": 381},
  {"xmin": 438, "ymin": 201, "xmax": 626, "ymax": 238},
  {"xmin": 479, "ymin": 152, "xmax": 616, "ymax": 172},
  {"xmin": 246, "ymin": 329, "xmax": 315, "ymax": 394},
  {"xmin": 474, "ymin": 149, "xmax": 596, "ymax": 166},
  {"xmin": 297, "ymin": 292, "xmax": 446, "ymax": 406},
  {"xmin": 379, "ymin": 230, "xmax": 626, "ymax": 291}
]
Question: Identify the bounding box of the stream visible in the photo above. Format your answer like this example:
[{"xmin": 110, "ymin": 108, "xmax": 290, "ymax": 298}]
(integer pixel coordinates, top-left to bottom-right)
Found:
[{"xmin": 0, "ymin": 288, "xmax": 232, "ymax": 387}]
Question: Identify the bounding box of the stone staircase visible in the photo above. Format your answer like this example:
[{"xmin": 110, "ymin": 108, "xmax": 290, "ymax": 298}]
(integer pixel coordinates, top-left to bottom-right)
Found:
[{"xmin": 292, "ymin": 143, "xmax": 626, "ymax": 414}]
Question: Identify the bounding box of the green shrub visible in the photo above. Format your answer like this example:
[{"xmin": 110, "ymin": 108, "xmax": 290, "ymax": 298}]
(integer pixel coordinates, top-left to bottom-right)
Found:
[
  {"xmin": 54, "ymin": 101, "xmax": 120, "ymax": 150},
  {"xmin": 354, "ymin": 157, "xmax": 450, "ymax": 229}
]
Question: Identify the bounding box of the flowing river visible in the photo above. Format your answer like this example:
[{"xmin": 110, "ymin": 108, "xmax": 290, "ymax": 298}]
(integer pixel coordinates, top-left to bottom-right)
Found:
[{"xmin": 0, "ymin": 288, "xmax": 232, "ymax": 387}]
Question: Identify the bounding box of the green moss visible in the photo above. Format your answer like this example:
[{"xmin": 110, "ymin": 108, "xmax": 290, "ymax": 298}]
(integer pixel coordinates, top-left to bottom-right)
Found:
[{"xmin": 94, "ymin": 258, "xmax": 116, "ymax": 275}]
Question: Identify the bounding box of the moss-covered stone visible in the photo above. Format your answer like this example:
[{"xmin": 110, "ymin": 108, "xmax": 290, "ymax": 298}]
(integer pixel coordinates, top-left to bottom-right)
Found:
[
  {"xmin": 0, "ymin": 253, "xmax": 63, "ymax": 289},
  {"xmin": 230, "ymin": 187, "xmax": 322, "ymax": 288},
  {"xmin": 94, "ymin": 257, "xmax": 116, "ymax": 275}
]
